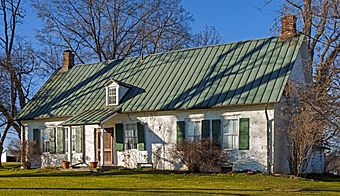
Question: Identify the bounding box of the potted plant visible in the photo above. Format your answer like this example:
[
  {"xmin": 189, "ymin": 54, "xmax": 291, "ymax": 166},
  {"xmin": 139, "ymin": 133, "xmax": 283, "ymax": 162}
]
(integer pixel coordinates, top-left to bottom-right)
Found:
[
  {"xmin": 62, "ymin": 160, "xmax": 70, "ymax": 169},
  {"xmin": 90, "ymin": 161, "xmax": 98, "ymax": 169}
]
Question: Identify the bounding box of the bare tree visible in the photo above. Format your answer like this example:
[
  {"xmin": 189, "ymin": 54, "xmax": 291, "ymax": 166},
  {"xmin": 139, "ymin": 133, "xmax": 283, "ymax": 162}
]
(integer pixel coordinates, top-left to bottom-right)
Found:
[
  {"xmin": 8, "ymin": 139, "xmax": 42, "ymax": 168},
  {"xmin": 280, "ymin": 82, "xmax": 336, "ymax": 175},
  {"xmin": 191, "ymin": 25, "xmax": 223, "ymax": 47},
  {"xmin": 269, "ymin": 0, "xmax": 340, "ymax": 175},
  {"xmin": 33, "ymin": 0, "xmax": 212, "ymax": 70},
  {"xmin": 0, "ymin": 0, "xmax": 36, "ymax": 167},
  {"xmin": 261, "ymin": 0, "xmax": 340, "ymax": 175}
]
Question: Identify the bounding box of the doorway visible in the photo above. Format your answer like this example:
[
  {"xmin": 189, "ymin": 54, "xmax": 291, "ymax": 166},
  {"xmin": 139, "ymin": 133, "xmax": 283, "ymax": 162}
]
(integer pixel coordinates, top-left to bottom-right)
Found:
[{"xmin": 95, "ymin": 128, "xmax": 114, "ymax": 166}]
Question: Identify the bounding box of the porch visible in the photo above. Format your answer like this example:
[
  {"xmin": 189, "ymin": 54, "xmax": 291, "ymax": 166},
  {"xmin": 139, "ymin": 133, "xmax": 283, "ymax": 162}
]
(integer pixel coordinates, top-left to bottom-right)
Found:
[{"xmin": 60, "ymin": 107, "xmax": 150, "ymax": 168}]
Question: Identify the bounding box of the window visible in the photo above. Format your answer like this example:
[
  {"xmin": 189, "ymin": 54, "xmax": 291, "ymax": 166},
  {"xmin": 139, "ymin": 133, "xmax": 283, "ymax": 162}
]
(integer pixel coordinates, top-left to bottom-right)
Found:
[
  {"xmin": 124, "ymin": 124, "xmax": 138, "ymax": 150},
  {"xmin": 42, "ymin": 128, "xmax": 55, "ymax": 153},
  {"xmin": 56, "ymin": 127, "xmax": 65, "ymax": 153},
  {"xmin": 177, "ymin": 118, "xmax": 250, "ymax": 150},
  {"xmin": 107, "ymin": 86, "xmax": 118, "ymax": 105},
  {"xmin": 33, "ymin": 129, "xmax": 41, "ymax": 146},
  {"xmin": 222, "ymin": 119, "xmax": 239, "ymax": 149},
  {"xmin": 66, "ymin": 126, "xmax": 82, "ymax": 153},
  {"xmin": 186, "ymin": 121, "xmax": 202, "ymax": 141}
]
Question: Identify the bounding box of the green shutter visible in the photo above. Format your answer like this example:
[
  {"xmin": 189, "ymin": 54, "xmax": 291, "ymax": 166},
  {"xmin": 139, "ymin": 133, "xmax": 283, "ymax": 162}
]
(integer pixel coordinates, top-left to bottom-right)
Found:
[
  {"xmin": 75, "ymin": 126, "xmax": 82, "ymax": 153},
  {"xmin": 239, "ymin": 118, "xmax": 250, "ymax": 150},
  {"xmin": 33, "ymin": 129, "xmax": 40, "ymax": 145},
  {"xmin": 56, "ymin": 127, "xmax": 65, "ymax": 153},
  {"xmin": 115, "ymin": 123, "xmax": 124, "ymax": 151},
  {"xmin": 212, "ymin": 119, "xmax": 221, "ymax": 146},
  {"xmin": 177, "ymin": 121, "xmax": 185, "ymax": 144},
  {"xmin": 202, "ymin": 120, "xmax": 210, "ymax": 139},
  {"xmin": 137, "ymin": 122, "xmax": 145, "ymax": 150},
  {"xmin": 48, "ymin": 128, "xmax": 56, "ymax": 153}
]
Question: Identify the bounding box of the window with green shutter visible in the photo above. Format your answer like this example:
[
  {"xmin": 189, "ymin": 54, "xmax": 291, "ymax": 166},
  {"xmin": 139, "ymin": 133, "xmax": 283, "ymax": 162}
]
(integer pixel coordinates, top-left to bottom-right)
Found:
[
  {"xmin": 176, "ymin": 121, "xmax": 185, "ymax": 144},
  {"xmin": 33, "ymin": 129, "xmax": 40, "ymax": 145},
  {"xmin": 202, "ymin": 120, "xmax": 210, "ymax": 139},
  {"xmin": 56, "ymin": 127, "xmax": 65, "ymax": 153},
  {"xmin": 75, "ymin": 126, "xmax": 82, "ymax": 153},
  {"xmin": 48, "ymin": 128, "xmax": 56, "ymax": 153},
  {"xmin": 137, "ymin": 122, "xmax": 145, "ymax": 150},
  {"xmin": 212, "ymin": 119, "xmax": 222, "ymax": 146},
  {"xmin": 239, "ymin": 118, "xmax": 249, "ymax": 150},
  {"xmin": 115, "ymin": 123, "xmax": 124, "ymax": 151}
]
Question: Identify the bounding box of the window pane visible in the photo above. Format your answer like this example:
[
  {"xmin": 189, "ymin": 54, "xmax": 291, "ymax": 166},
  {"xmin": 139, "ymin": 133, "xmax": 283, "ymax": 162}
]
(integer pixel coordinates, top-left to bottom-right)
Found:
[
  {"xmin": 124, "ymin": 124, "xmax": 137, "ymax": 150},
  {"xmin": 108, "ymin": 87, "xmax": 117, "ymax": 105},
  {"xmin": 223, "ymin": 119, "xmax": 239, "ymax": 149},
  {"xmin": 186, "ymin": 121, "xmax": 201, "ymax": 141}
]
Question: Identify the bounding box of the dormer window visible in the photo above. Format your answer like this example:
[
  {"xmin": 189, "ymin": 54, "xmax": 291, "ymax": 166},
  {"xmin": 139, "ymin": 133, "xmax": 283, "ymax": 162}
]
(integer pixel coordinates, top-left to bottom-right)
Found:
[
  {"xmin": 106, "ymin": 84, "xmax": 119, "ymax": 106},
  {"xmin": 105, "ymin": 79, "xmax": 130, "ymax": 106},
  {"xmin": 108, "ymin": 86, "xmax": 118, "ymax": 105}
]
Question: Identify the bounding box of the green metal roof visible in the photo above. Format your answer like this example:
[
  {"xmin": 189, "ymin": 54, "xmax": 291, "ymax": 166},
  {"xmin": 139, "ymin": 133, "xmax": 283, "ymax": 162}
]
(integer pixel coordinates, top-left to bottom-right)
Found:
[
  {"xmin": 17, "ymin": 35, "xmax": 304, "ymax": 120},
  {"xmin": 61, "ymin": 107, "xmax": 121, "ymax": 126}
]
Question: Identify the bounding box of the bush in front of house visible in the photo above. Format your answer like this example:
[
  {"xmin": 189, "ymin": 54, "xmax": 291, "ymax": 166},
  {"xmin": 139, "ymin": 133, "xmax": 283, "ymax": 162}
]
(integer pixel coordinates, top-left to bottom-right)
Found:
[
  {"xmin": 8, "ymin": 139, "xmax": 42, "ymax": 169},
  {"xmin": 171, "ymin": 139, "xmax": 228, "ymax": 173}
]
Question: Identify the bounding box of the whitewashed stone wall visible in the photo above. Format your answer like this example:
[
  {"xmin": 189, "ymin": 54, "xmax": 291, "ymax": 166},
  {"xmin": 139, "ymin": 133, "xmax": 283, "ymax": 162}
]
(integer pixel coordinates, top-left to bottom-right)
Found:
[
  {"xmin": 103, "ymin": 106, "xmax": 274, "ymax": 172},
  {"xmin": 23, "ymin": 106, "xmax": 275, "ymax": 172}
]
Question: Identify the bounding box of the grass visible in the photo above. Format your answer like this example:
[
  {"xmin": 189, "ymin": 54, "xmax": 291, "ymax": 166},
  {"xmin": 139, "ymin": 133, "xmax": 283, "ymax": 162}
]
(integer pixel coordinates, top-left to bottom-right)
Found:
[{"xmin": 0, "ymin": 163, "xmax": 339, "ymax": 195}]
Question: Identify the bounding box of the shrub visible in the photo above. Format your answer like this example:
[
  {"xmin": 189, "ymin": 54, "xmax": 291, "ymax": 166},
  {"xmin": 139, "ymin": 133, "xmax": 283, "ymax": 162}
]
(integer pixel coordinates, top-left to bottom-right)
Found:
[{"xmin": 171, "ymin": 139, "xmax": 228, "ymax": 173}]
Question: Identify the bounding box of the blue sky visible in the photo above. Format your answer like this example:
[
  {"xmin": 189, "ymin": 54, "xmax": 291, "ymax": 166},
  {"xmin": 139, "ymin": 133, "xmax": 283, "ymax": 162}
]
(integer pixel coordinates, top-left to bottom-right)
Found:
[
  {"xmin": 182, "ymin": 0, "xmax": 282, "ymax": 42},
  {"xmin": 19, "ymin": 0, "xmax": 282, "ymax": 46}
]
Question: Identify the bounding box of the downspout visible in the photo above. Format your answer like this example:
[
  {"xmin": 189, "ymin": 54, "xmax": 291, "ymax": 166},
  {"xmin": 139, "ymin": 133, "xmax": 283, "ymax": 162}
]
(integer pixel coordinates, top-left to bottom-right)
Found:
[{"xmin": 265, "ymin": 105, "xmax": 273, "ymax": 174}]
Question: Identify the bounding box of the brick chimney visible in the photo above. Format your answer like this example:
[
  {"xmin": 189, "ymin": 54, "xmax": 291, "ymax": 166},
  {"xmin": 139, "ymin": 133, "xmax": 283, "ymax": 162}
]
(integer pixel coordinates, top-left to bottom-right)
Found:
[
  {"xmin": 280, "ymin": 14, "xmax": 297, "ymax": 40},
  {"xmin": 61, "ymin": 50, "xmax": 74, "ymax": 72}
]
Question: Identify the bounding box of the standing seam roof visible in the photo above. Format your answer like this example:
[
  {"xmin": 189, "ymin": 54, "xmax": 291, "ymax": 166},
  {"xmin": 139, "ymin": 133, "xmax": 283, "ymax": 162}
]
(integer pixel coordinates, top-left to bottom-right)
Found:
[{"xmin": 17, "ymin": 35, "xmax": 305, "ymax": 120}]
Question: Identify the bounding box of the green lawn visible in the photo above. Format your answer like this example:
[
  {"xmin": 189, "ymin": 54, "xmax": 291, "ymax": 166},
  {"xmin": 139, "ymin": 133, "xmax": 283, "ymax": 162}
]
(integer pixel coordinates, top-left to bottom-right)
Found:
[{"xmin": 0, "ymin": 163, "xmax": 339, "ymax": 195}]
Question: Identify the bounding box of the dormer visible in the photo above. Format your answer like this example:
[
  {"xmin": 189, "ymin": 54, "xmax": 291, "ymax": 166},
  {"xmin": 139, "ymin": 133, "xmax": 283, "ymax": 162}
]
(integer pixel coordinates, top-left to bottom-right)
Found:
[{"xmin": 105, "ymin": 80, "xmax": 129, "ymax": 106}]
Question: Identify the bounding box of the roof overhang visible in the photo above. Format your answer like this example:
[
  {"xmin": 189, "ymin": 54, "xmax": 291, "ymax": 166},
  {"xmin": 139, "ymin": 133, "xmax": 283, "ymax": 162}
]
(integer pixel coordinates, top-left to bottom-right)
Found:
[{"xmin": 61, "ymin": 107, "xmax": 121, "ymax": 126}]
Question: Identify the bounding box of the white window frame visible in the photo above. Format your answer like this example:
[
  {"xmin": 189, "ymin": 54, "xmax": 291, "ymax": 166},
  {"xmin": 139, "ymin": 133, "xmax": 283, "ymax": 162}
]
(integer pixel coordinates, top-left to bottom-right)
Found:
[
  {"xmin": 185, "ymin": 119, "xmax": 202, "ymax": 141},
  {"xmin": 123, "ymin": 123, "xmax": 138, "ymax": 150},
  {"xmin": 222, "ymin": 118, "xmax": 239, "ymax": 150},
  {"xmin": 106, "ymin": 83, "xmax": 119, "ymax": 106}
]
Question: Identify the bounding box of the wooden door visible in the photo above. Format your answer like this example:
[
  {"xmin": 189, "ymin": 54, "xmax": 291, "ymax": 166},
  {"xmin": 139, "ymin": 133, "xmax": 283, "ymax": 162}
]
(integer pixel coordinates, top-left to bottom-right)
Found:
[{"xmin": 95, "ymin": 128, "xmax": 114, "ymax": 166}]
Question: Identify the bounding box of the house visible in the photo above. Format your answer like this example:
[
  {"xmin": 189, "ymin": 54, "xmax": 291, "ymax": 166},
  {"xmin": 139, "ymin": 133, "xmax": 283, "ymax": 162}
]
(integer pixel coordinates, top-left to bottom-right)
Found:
[
  {"xmin": 16, "ymin": 15, "xmax": 313, "ymax": 173},
  {"xmin": 1, "ymin": 150, "xmax": 17, "ymax": 163}
]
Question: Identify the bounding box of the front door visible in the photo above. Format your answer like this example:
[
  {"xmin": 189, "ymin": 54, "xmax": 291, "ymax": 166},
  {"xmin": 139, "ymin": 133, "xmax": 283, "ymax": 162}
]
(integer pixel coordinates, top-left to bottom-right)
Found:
[{"xmin": 95, "ymin": 128, "xmax": 114, "ymax": 166}]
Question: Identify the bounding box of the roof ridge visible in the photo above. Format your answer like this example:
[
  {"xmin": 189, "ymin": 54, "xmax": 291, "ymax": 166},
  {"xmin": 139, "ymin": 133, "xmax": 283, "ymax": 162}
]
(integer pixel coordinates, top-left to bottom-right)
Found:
[{"xmin": 73, "ymin": 34, "xmax": 298, "ymax": 68}]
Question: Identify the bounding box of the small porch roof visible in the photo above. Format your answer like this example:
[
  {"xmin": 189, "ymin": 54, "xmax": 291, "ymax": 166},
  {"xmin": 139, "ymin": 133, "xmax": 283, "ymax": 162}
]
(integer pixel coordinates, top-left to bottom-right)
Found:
[{"xmin": 61, "ymin": 107, "xmax": 121, "ymax": 126}]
